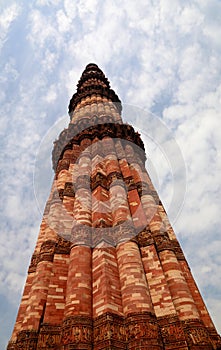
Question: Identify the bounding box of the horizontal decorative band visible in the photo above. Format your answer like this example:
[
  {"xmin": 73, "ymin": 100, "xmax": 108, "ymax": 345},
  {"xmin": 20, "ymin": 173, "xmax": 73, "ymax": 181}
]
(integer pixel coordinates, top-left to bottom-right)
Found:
[
  {"xmin": 28, "ymin": 238, "xmax": 71, "ymax": 272},
  {"xmin": 52, "ymin": 121, "xmax": 146, "ymax": 171},
  {"xmin": 9, "ymin": 314, "xmax": 220, "ymax": 349}
]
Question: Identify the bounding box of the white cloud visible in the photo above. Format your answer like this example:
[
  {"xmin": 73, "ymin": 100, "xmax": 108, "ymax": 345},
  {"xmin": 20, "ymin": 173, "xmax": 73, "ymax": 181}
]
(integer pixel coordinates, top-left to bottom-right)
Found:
[
  {"xmin": 27, "ymin": 9, "xmax": 62, "ymax": 51},
  {"xmin": 0, "ymin": 3, "xmax": 20, "ymax": 50},
  {"xmin": 56, "ymin": 9, "xmax": 72, "ymax": 33},
  {"xmin": 36, "ymin": 0, "xmax": 61, "ymax": 6},
  {"xmin": 44, "ymin": 84, "xmax": 58, "ymax": 103},
  {"xmin": 0, "ymin": 59, "xmax": 19, "ymax": 83},
  {"xmin": 42, "ymin": 48, "xmax": 59, "ymax": 72},
  {"xmin": 178, "ymin": 5, "xmax": 204, "ymax": 34},
  {"xmin": 64, "ymin": 0, "xmax": 77, "ymax": 20}
]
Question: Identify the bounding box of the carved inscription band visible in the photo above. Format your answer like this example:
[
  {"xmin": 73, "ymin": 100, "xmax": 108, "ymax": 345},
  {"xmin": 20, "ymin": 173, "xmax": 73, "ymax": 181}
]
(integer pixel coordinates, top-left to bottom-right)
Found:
[{"xmin": 7, "ymin": 313, "xmax": 217, "ymax": 349}]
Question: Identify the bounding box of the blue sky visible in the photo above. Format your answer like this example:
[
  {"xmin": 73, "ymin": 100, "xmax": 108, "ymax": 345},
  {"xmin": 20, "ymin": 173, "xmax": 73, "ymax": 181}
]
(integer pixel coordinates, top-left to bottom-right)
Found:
[{"xmin": 1, "ymin": 0, "xmax": 221, "ymax": 348}]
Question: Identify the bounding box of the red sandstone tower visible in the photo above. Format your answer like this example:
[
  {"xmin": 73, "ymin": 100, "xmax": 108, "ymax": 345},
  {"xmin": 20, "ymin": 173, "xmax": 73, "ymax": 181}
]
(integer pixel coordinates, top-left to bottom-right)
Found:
[{"xmin": 8, "ymin": 64, "xmax": 221, "ymax": 350}]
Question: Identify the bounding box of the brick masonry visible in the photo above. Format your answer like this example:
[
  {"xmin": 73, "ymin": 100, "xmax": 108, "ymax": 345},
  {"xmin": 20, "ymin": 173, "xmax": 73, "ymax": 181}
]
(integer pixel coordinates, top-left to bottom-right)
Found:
[{"xmin": 7, "ymin": 64, "xmax": 221, "ymax": 350}]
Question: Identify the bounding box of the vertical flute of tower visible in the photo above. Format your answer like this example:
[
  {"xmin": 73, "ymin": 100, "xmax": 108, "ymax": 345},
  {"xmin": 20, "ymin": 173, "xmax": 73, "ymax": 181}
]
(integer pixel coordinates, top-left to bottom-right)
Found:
[
  {"xmin": 91, "ymin": 137, "xmax": 124, "ymax": 318},
  {"xmin": 64, "ymin": 139, "xmax": 92, "ymax": 318},
  {"xmin": 104, "ymin": 138, "xmax": 154, "ymax": 315}
]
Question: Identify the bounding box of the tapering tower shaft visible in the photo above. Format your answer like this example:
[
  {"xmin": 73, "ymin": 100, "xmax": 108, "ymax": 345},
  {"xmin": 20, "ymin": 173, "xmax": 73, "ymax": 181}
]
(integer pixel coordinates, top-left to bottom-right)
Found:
[{"xmin": 8, "ymin": 64, "xmax": 221, "ymax": 350}]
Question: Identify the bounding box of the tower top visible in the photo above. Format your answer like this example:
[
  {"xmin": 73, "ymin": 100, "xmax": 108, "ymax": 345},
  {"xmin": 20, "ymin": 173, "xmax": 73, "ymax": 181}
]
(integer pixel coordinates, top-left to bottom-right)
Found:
[{"xmin": 68, "ymin": 63, "xmax": 122, "ymax": 115}]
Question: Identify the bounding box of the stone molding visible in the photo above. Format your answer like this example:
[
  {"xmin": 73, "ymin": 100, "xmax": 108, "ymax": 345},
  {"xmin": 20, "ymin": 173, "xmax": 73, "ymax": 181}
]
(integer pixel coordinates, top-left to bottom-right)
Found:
[
  {"xmin": 183, "ymin": 318, "xmax": 214, "ymax": 349},
  {"xmin": 37, "ymin": 324, "xmax": 61, "ymax": 349},
  {"xmin": 52, "ymin": 121, "xmax": 146, "ymax": 171},
  {"xmin": 70, "ymin": 222, "xmax": 136, "ymax": 248},
  {"xmin": 39, "ymin": 240, "xmax": 56, "ymax": 263},
  {"xmin": 134, "ymin": 228, "xmax": 188, "ymax": 260},
  {"xmin": 61, "ymin": 316, "xmax": 93, "ymax": 348},
  {"xmin": 28, "ymin": 238, "xmax": 70, "ymax": 273},
  {"xmin": 55, "ymin": 237, "xmax": 71, "ymax": 255},
  {"xmin": 134, "ymin": 228, "xmax": 154, "ymax": 247},
  {"xmin": 153, "ymin": 232, "xmax": 174, "ymax": 253},
  {"xmin": 158, "ymin": 314, "xmax": 188, "ymax": 349},
  {"xmin": 126, "ymin": 312, "xmax": 163, "ymax": 349},
  {"xmin": 58, "ymin": 174, "xmax": 153, "ymax": 200},
  {"xmin": 71, "ymin": 224, "xmax": 92, "ymax": 247},
  {"xmin": 28, "ymin": 253, "xmax": 40, "ymax": 273},
  {"xmin": 7, "ymin": 330, "xmax": 38, "ymax": 350},
  {"xmin": 171, "ymin": 239, "xmax": 186, "ymax": 261},
  {"xmin": 8, "ymin": 313, "xmax": 221, "ymax": 349}
]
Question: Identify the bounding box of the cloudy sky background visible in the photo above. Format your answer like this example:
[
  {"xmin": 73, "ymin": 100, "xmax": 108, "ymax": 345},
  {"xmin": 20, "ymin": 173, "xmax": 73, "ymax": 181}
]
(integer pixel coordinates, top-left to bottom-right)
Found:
[{"xmin": 1, "ymin": 0, "xmax": 221, "ymax": 348}]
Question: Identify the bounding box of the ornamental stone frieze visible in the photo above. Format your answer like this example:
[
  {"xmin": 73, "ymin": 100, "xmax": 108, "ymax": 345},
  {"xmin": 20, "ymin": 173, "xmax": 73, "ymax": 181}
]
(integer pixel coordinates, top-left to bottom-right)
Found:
[{"xmin": 52, "ymin": 122, "xmax": 146, "ymax": 171}]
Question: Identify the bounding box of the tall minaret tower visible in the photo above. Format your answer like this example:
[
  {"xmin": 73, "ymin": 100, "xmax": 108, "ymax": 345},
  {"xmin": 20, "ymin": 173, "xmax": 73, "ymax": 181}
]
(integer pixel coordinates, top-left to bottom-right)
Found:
[{"xmin": 8, "ymin": 64, "xmax": 221, "ymax": 349}]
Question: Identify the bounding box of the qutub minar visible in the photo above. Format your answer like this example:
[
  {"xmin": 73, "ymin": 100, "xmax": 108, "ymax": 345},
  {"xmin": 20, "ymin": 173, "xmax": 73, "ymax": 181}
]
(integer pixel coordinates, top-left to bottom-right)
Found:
[{"xmin": 8, "ymin": 64, "xmax": 221, "ymax": 350}]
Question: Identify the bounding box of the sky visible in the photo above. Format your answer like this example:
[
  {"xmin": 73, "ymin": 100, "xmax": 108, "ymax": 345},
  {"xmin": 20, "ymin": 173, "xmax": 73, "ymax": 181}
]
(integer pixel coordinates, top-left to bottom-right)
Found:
[{"xmin": 0, "ymin": 0, "xmax": 221, "ymax": 348}]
